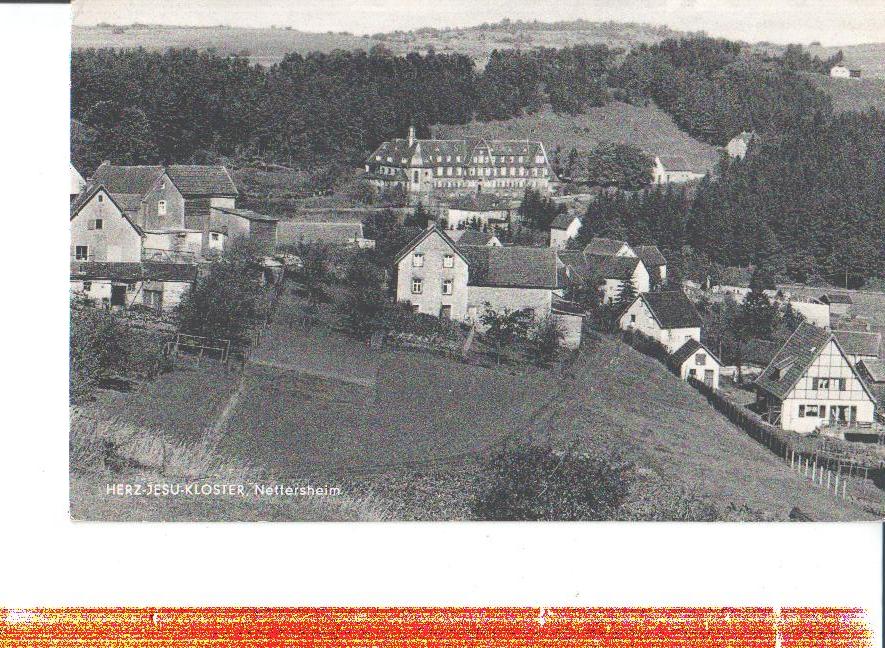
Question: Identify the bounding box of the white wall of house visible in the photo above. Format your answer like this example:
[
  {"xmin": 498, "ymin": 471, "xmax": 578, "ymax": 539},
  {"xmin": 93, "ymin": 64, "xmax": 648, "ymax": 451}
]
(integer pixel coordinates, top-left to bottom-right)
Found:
[
  {"xmin": 142, "ymin": 230, "xmax": 204, "ymax": 260},
  {"xmin": 71, "ymin": 278, "xmax": 191, "ymax": 312},
  {"xmin": 467, "ymin": 286, "xmax": 555, "ymax": 328},
  {"xmin": 778, "ymin": 340, "xmax": 876, "ymax": 433},
  {"xmin": 619, "ymin": 298, "xmax": 700, "ymax": 353},
  {"xmin": 395, "ymin": 231, "xmax": 469, "ymax": 320},
  {"xmin": 726, "ymin": 138, "xmax": 749, "ymax": 159},
  {"xmin": 71, "ymin": 190, "xmax": 142, "ymax": 263},
  {"xmin": 600, "ymin": 263, "xmax": 650, "ymax": 305},
  {"xmin": 652, "ymin": 159, "xmax": 705, "ymax": 184},
  {"xmin": 830, "ymin": 65, "xmax": 851, "ymax": 78},
  {"xmin": 679, "ymin": 351, "xmax": 720, "ymax": 389},
  {"xmin": 549, "ymin": 218, "xmax": 581, "ymax": 249}
]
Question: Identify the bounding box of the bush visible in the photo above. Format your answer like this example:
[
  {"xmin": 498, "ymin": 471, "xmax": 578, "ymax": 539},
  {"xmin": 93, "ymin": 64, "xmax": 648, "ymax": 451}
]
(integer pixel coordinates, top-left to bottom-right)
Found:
[
  {"xmin": 527, "ymin": 315, "xmax": 565, "ymax": 366},
  {"xmin": 471, "ymin": 442, "xmax": 631, "ymax": 520}
]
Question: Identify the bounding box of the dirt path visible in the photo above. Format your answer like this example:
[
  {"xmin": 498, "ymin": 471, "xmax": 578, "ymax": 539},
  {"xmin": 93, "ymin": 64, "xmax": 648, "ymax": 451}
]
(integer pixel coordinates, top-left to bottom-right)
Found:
[{"xmin": 211, "ymin": 371, "xmax": 248, "ymax": 435}]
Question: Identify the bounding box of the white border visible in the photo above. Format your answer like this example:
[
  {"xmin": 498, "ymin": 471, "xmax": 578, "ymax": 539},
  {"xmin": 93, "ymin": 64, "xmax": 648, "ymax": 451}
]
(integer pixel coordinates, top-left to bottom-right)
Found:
[{"xmin": 0, "ymin": 8, "xmax": 879, "ymax": 644}]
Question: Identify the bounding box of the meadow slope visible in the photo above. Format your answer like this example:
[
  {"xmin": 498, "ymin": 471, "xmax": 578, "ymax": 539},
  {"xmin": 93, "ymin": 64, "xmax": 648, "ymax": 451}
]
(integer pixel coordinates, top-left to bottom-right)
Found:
[{"xmin": 434, "ymin": 103, "xmax": 721, "ymax": 173}]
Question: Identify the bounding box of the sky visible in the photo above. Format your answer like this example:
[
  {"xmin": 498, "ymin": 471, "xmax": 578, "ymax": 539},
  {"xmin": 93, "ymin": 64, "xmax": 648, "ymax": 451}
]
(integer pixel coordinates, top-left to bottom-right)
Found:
[{"xmin": 71, "ymin": 0, "xmax": 885, "ymax": 46}]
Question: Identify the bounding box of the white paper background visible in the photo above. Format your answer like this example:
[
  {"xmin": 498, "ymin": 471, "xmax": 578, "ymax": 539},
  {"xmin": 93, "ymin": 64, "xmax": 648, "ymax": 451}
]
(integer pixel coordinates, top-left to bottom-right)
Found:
[{"xmin": 0, "ymin": 6, "xmax": 880, "ymax": 643}]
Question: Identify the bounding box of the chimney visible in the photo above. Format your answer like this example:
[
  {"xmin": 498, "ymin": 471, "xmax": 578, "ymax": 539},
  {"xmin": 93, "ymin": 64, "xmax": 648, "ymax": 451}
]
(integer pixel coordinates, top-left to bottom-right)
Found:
[{"xmin": 408, "ymin": 125, "xmax": 416, "ymax": 146}]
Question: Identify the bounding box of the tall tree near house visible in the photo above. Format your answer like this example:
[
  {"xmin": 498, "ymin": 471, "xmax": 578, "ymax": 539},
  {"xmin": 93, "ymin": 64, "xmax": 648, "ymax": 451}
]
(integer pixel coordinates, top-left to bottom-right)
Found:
[
  {"xmin": 404, "ymin": 202, "xmax": 432, "ymax": 228},
  {"xmin": 341, "ymin": 252, "xmax": 387, "ymax": 335},
  {"xmin": 740, "ymin": 267, "xmax": 778, "ymax": 341},
  {"xmin": 479, "ymin": 305, "xmax": 533, "ymax": 365},
  {"xmin": 291, "ymin": 242, "xmax": 333, "ymax": 308},
  {"xmin": 614, "ymin": 276, "xmax": 638, "ymax": 313},
  {"xmin": 518, "ymin": 188, "xmax": 565, "ymax": 231},
  {"xmin": 584, "ymin": 143, "xmax": 653, "ymax": 190},
  {"xmin": 527, "ymin": 316, "xmax": 565, "ymax": 367}
]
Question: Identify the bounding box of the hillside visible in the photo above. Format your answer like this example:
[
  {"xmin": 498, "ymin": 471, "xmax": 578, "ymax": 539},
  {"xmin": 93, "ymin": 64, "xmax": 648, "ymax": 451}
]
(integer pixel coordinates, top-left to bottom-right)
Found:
[
  {"xmin": 434, "ymin": 102, "xmax": 721, "ymax": 174},
  {"xmin": 806, "ymin": 42, "xmax": 885, "ymax": 79},
  {"xmin": 802, "ymin": 73, "xmax": 885, "ymax": 113},
  {"xmin": 72, "ymin": 19, "xmax": 686, "ymax": 67}
]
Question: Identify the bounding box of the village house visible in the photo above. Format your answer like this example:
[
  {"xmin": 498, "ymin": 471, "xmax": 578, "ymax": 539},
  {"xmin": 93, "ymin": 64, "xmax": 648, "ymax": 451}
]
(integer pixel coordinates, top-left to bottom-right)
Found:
[
  {"xmin": 87, "ymin": 162, "xmax": 247, "ymax": 260},
  {"xmin": 445, "ymin": 193, "xmax": 511, "ymax": 230},
  {"xmin": 548, "ymin": 213, "xmax": 582, "ymax": 250},
  {"xmin": 364, "ymin": 127, "xmax": 557, "ymax": 200},
  {"xmin": 754, "ymin": 322, "xmax": 877, "ymax": 434},
  {"xmin": 70, "ymin": 261, "xmax": 197, "ymax": 313},
  {"xmin": 818, "ymin": 292, "xmax": 853, "ymax": 317},
  {"xmin": 833, "ymin": 330, "xmax": 882, "ymax": 367},
  {"xmin": 70, "ymin": 185, "xmax": 143, "ymax": 263},
  {"xmin": 276, "ymin": 220, "xmax": 369, "ymax": 248},
  {"xmin": 558, "ymin": 245, "xmax": 651, "ymax": 306},
  {"xmin": 70, "ymin": 163, "xmax": 86, "ymax": 201},
  {"xmin": 212, "ymin": 207, "xmax": 279, "ymax": 254},
  {"xmin": 448, "ymin": 230, "xmax": 502, "ymax": 247},
  {"xmin": 619, "ymin": 291, "xmax": 702, "ymax": 353},
  {"xmin": 652, "ymin": 156, "xmax": 706, "ymax": 184},
  {"xmin": 830, "ymin": 64, "xmax": 861, "ymax": 78},
  {"xmin": 391, "ymin": 226, "xmax": 566, "ymax": 328},
  {"xmin": 635, "ymin": 245, "xmax": 667, "ymax": 284},
  {"xmin": 725, "ymin": 131, "xmax": 757, "ymax": 159},
  {"xmin": 668, "ymin": 338, "xmax": 722, "ymax": 389}
]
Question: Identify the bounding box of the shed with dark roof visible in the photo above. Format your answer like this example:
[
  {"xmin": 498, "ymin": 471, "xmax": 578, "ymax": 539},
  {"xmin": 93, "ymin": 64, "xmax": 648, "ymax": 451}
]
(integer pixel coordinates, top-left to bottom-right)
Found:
[{"xmin": 668, "ymin": 338, "xmax": 722, "ymax": 388}]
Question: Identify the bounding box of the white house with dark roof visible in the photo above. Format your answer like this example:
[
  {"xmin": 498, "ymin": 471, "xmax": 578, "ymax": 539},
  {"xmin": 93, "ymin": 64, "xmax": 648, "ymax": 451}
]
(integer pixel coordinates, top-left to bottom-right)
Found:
[
  {"xmin": 548, "ymin": 213, "xmax": 581, "ymax": 249},
  {"xmin": 652, "ymin": 156, "xmax": 706, "ymax": 184},
  {"xmin": 558, "ymin": 248, "xmax": 650, "ymax": 306},
  {"xmin": 726, "ymin": 131, "xmax": 757, "ymax": 159},
  {"xmin": 669, "ymin": 338, "xmax": 722, "ymax": 389},
  {"xmin": 619, "ymin": 291, "xmax": 702, "ymax": 353},
  {"xmin": 634, "ymin": 245, "xmax": 667, "ymax": 283},
  {"xmin": 391, "ymin": 226, "xmax": 566, "ymax": 326},
  {"xmin": 365, "ymin": 127, "xmax": 557, "ymax": 200},
  {"xmin": 70, "ymin": 261, "xmax": 197, "ymax": 313},
  {"xmin": 583, "ymin": 237, "xmax": 635, "ymax": 258},
  {"xmin": 754, "ymin": 322, "xmax": 877, "ymax": 434},
  {"xmin": 70, "ymin": 185, "xmax": 144, "ymax": 263}
]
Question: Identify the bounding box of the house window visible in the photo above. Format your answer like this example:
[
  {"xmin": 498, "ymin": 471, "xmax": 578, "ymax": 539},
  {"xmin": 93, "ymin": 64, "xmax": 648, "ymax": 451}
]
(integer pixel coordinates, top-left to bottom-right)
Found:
[
  {"xmin": 819, "ymin": 405, "xmax": 827, "ymax": 419},
  {"xmin": 94, "ymin": 218, "xmax": 103, "ymax": 230},
  {"xmin": 412, "ymin": 253, "xmax": 424, "ymax": 267},
  {"xmin": 805, "ymin": 405, "xmax": 819, "ymax": 417},
  {"xmin": 411, "ymin": 278, "xmax": 423, "ymax": 294},
  {"xmin": 211, "ymin": 233, "xmax": 220, "ymax": 241},
  {"xmin": 97, "ymin": 194, "xmax": 103, "ymax": 202},
  {"xmin": 75, "ymin": 245, "xmax": 88, "ymax": 260},
  {"xmin": 688, "ymin": 369, "xmax": 697, "ymax": 378},
  {"xmin": 442, "ymin": 279, "xmax": 453, "ymax": 295},
  {"xmin": 82, "ymin": 281, "xmax": 91, "ymax": 291},
  {"xmin": 630, "ymin": 314, "xmax": 636, "ymax": 323},
  {"xmin": 798, "ymin": 405, "xmax": 805, "ymax": 417},
  {"xmin": 158, "ymin": 200, "xmax": 167, "ymax": 216},
  {"xmin": 443, "ymin": 254, "xmax": 454, "ymax": 268},
  {"xmin": 695, "ymin": 353, "xmax": 706, "ymax": 365}
]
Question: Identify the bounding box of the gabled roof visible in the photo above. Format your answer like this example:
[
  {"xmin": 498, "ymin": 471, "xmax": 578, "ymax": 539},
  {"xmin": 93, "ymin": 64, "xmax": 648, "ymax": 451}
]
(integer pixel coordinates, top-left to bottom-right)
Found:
[
  {"xmin": 453, "ymin": 230, "xmax": 499, "ymax": 247},
  {"xmin": 392, "ymin": 226, "xmax": 466, "ymax": 266},
  {"xmin": 69, "ymin": 184, "xmax": 143, "ymax": 235},
  {"xmin": 669, "ymin": 338, "xmax": 721, "ymax": 370},
  {"xmin": 633, "ymin": 291, "xmax": 702, "ymax": 329},
  {"xmin": 460, "ymin": 245, "xmax": 560, "ymax": 289},
  {"xmin": 70, "ymin": 261, "xmax": 197, "ymax": 282},
  {"xmin": 214, "ymin": 206, "xmax": 279, "ymax": 223},
  {"xmin": 833, "ymin": 330, "xmax": 881, "ymax": 357},
  {"xmin": 90, "ymin": 162, "xmax": 164, "ymax": 196},
  {"xmin": 858, "ymin": 358, "xmax": 885, "ymax": 383},
  {"xmin": 584, "ymin": 237, "xmax": 630, "ymax": 256},
  {"xmin": 278, "ymin": 221, "xmax": 364, "ymax": 245},
  {"xmin": 754, "ymin": 322, "xmax": 876, "ymax": 401},
  {"xmin": 166, "ymin": 165, "xmax": 238, "ymax": 196},
  {"xmin": 819, "ymin": 292, "xmax": 853, "ymax": 305},
  {"xmin": 550, "ymin": 212, "xmax": 580, "ymax": 230},
  {"xmin": 743, "ymin": 338, "xmax": 781, "ymax": 367},
  {"xmin": 635, "ymin": 245, "xmax": 666, "ymax": 268}
]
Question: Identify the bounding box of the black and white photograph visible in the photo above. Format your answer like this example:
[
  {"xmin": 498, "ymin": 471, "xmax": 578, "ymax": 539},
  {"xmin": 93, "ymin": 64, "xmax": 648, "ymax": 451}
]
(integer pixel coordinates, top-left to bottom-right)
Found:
[{"xmin": 67, "ymin": 0, "xmax": 885, "ymax": 522}]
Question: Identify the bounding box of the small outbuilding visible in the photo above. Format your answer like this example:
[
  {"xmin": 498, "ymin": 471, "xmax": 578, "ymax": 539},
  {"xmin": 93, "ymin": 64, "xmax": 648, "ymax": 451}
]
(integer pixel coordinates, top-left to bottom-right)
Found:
[{"xmin": 669, "ymin": 338, "xmax": 722, "ymax": 389}]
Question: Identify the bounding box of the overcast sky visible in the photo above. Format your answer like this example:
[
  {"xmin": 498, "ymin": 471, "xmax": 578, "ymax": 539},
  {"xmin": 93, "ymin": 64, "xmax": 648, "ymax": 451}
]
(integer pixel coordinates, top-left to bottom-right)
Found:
[{"xmin": 72, "ymin": 0, "xmax": 885, "ymax": 46}]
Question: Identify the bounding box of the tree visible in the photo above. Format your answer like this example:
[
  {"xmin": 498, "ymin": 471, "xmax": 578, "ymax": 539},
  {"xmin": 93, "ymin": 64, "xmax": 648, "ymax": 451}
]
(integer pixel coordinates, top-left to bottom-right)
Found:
[
  {"xmin": 584, "ymin": 142, "xmax": 653, "ymax": 190},
  {"xmin": 404, "ymin": 201, "xmax": 432, "ymax": 228},
  {"xmin": 70, "ymin": 303, "xmax": 132, "ymax": 402},
  {"xmin": 614, "ymin": 276, "xmax": 638, "ymax": 312},
  {"xmin": 527, "ymin": 315, "xmax": 565, "ymax": 366},
  {"xmin": 471, "ymin": 442, "xmax": 630, "ymax": 521},
  {"xmin": 479, "ymin": 305, "xmax": 532, "ymax": 364},
  {"xmin": 740, "ymin": 267, "xmax": 778, "ymax": 340},
  {"xmin": 291, "ymin": 242, "xmax": 333, "ymax": 308},
  {"xmin": 340, "ymin": 252, "xmax": 387, "ymax": 335},
  {"xmin": 174, "ymin": 246, "xmax": 263, "ymax": 342},
  {"xmin": 517, "ymin": 188, "xmax": 564, "ymax": 231}
]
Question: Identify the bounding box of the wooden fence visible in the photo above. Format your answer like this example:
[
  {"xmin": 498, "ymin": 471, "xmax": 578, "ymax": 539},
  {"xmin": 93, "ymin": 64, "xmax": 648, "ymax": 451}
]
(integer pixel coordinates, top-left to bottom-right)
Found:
[{"xmin": 688, "ymin": 376, "xmax": 884, "ymax": 507}]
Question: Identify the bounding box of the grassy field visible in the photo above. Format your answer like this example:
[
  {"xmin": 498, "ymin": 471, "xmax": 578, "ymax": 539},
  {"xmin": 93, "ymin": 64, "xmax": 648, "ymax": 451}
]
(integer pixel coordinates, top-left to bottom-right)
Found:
[
  {"xmin": 803, "ymin": 73, "xmax": 885, "ymax": 113},
  {"xmin": 73, "ymin": 20, "xmax": 684, "ymax": 67},
  {"xmin": 76, "ymin": 284, "xmax": 877, "ymax": 520},
  {"xmin": 434, "ymin": 103, "xmax": 721, "ymax": 173}
]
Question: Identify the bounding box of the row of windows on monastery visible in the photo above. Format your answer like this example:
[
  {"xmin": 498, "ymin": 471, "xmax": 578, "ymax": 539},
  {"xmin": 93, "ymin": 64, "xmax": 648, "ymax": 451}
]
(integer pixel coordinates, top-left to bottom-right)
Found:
[
  {"xmin": 377, "ymin": 154, "xmax": 546, "ymax": 165},
  {"xmin": 375, "ymin": 165, "xmax": 549, "ymax": 178}
]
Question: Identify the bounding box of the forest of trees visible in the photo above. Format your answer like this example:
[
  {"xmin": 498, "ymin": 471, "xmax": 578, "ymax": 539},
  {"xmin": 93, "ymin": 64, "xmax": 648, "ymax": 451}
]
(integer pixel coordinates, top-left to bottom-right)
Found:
[
  {"xmin": 574, "ymin": 108, "xmax": 885, "ymax": 286},
  {"xmin": 72, "ymin": 36, "xmax": 883, "ymax": 284}
]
